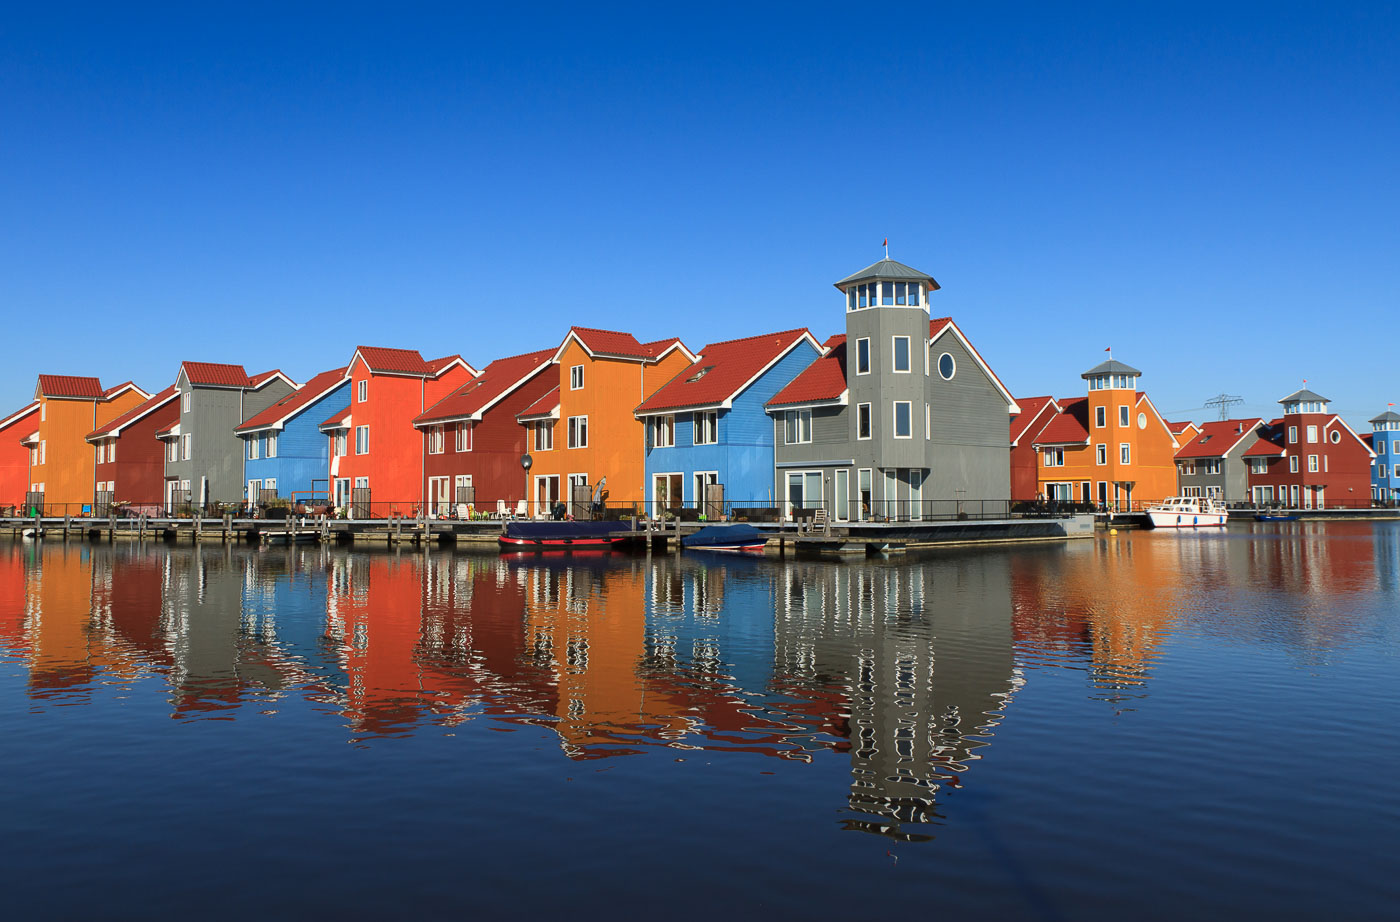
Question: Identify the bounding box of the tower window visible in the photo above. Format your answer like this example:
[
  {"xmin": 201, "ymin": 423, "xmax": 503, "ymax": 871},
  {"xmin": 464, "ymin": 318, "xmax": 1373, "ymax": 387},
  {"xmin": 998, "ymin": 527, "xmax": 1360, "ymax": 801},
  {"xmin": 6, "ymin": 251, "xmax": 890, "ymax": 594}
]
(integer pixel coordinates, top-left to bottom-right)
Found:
[
  {"xmin": 894, "ymin": 282, "xmax": 906, "ymax": 305},
  {"xmin": 881, "ymin": 282, "xmax": 893, "ymax": 305}
]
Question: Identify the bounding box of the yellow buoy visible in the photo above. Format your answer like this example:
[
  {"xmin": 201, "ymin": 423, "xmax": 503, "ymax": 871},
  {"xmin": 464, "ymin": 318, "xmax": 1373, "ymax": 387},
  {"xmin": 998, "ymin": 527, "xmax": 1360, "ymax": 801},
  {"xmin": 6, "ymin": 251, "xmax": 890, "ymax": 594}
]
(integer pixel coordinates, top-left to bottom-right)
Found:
[{"xmin": 1110, "ymin": 528, "xmax": 1118, "ymax": 535}]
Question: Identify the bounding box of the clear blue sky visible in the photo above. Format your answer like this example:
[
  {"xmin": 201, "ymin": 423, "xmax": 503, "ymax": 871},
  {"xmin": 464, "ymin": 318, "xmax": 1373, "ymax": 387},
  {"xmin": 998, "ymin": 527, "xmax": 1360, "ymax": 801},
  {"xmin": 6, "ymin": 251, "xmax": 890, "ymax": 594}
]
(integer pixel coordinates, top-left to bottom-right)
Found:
[{"xmin": 3, "ymin": 2, "xmax": 1397, "ymax": 429}]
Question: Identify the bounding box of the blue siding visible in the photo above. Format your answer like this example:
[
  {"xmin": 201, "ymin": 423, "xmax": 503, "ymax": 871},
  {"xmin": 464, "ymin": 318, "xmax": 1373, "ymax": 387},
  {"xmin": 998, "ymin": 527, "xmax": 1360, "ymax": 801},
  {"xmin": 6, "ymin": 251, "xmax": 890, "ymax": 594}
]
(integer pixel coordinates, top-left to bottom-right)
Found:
[
  {"xmin": 1374, "ymin": 429, "xmax": 1400, "ymax": 501},
  {"xmin": 644, "ymin": 340, "xmax": 821, "ymax": 509},
  {"xmin": 242, "ymin": 382, "xmax": 351, "ymax": 500}
]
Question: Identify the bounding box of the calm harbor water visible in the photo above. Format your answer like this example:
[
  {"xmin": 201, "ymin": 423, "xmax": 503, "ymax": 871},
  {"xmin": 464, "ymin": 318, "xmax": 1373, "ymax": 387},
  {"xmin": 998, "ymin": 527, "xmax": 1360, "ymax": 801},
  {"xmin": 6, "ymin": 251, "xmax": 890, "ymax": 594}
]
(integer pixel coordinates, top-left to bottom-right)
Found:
[{"xmin": 1, "ymin": 524, "xmax": 1398, "ymax": 919}]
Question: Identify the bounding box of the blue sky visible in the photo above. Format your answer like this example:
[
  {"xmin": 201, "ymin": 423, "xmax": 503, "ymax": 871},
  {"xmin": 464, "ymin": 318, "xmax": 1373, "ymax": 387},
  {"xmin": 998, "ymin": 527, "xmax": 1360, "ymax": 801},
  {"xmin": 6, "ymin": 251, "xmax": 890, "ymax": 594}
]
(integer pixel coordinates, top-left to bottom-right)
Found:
[{"xmin": 3, "ymin": 2, "xmax": 1397, "ymax": 429}]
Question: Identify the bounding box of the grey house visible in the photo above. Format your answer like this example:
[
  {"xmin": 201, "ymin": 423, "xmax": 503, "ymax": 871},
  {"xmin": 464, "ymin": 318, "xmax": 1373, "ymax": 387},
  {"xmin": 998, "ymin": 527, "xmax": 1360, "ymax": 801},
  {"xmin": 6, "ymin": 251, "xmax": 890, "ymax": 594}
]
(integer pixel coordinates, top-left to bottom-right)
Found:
[
  {"xmin": 765, "ymin": 258, "xmax": 1019, "ymax": 521},
  {"xmin": 159, "ymin": 362, "xmax": 297, "ymax": 509},
  {"xmin": 1174, "ymin": 418, "xmax": 1266, "ymax": 503}
]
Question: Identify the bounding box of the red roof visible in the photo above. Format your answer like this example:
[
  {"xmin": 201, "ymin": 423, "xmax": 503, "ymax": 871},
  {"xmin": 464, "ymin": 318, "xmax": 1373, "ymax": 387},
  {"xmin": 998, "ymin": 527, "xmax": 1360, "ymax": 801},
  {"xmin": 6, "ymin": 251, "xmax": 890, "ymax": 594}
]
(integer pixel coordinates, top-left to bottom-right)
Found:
[
  {"xmin": 0, "ymin": 402, "xmax": 40, "ymax": 432},
  {"xmin": 181, "ymin": 361, "xmax": 255, "ymax": 387},
  {"xmin": 87, "ymin": 385, "xmax": 179, "ymax": 440},
  {"xmin": 1010, "ymin": 396, "xmax": 1058, "ymax": 445},
  {"xmin": 102, "ymin": 380, "xmax": 142, "ymax": 398},
  {"xmin": 517, "ymin": 385, "xmax": 561, "ymax": 421},
  {"xmin": 235, "ymin": 367, "xmax": 348, "ymax": 433},
  {"xmin": 635, "ymin": 328, "xmax": 816, "ymax": 415},
  {"xmin": 1174, "ymin": 418, "xmax": 1265, "ymax": 460},
  {"xmin": 1033, "ymin": 398, "xmax": 1091, "ymax": 445},
  {"xmin": 1167, "ymin": 421, "xmax": 1196, "ymax": 434},
  {"xmin": 639, "ymin": 337, "xmax": 686, "ymax": 358},
  {"xmin": 37, "ymin": 375, "xmax": 104, "ymax": 398},
  {"xmin": 561, "ymin": 327, "xmax": 689, "ymax": 362},
  {"xmin": 319, "ymin": 406, "xmax": 352, "ymax": 430},
  {"xmin": 353, "ymin": 346, "xmax": 432, "ymax": 375},
  {"xmin": 1242, "ymin": 419, "xmax": 1287, "ymax": 457},
  {"xmin": 767, "ymin": 335, "xmax": 846, "ymax": 408},
  {"xmin": 414, "ymin": 349, "xmax": 554, "ymax": 426},
  {"xmin": 248, "ymin": 369, "xmax": 294, "ymax": 389}
]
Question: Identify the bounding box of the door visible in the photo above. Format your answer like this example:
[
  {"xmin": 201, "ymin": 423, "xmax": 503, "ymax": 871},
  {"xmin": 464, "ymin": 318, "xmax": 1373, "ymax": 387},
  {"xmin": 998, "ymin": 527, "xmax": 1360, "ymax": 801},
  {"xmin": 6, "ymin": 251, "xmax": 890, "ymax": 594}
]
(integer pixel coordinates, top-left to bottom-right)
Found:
[
  {"xmin": 858, "ymin": 469, "xmax": 872, "ymax": 522},
  {"xmin": 693, "ymin": 472, "xmax": 718, "ymax": 511},
  {"xmin": 428, "ymin": 477, "xmax": 451, "ymax": 517},
  {"xmin": 334, "ymin": 478, "xmax": 351, "ymax": 509},
  {"xmin": 884, "ymin": 470, "xmax": 898, "ymax": 520},
  {"xmin": 248, "ymin": 480, "xmax": 261, "ymax": 513},
  {"xmin": 535, "ymin": 475, "xmax": 559, "ymax": 518},
  {"xmin": 909, "ymin": 470, "xmax": 923, "ymax": 521},
  {"xmin": 834, "ymin": 469, "xmax": 849, "ymax": 522},
  {"xmin": 654, "ymin": 473, "xmax": 683, "ymax": 516}
]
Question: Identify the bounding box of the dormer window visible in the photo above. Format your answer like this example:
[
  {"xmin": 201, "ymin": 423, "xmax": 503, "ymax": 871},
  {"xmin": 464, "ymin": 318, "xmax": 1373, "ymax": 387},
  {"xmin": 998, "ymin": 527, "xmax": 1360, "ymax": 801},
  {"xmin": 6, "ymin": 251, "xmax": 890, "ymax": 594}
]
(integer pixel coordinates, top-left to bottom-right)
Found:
[{"xmin": 687, "ymin": 366, "xmax": 715, "ymax": 383}]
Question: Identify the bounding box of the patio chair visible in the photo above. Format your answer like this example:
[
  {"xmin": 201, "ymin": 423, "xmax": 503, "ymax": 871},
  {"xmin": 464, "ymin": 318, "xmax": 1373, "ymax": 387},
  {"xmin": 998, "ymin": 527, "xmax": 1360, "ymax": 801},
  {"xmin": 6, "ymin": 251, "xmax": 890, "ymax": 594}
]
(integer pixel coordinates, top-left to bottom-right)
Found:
[
  {"xmin": 495, "ymin": 499, "xmax": 508, "ymax": 519},
  {"xmin": 514, "ymin": 499, "xmax": 527, "ymax": 519}
]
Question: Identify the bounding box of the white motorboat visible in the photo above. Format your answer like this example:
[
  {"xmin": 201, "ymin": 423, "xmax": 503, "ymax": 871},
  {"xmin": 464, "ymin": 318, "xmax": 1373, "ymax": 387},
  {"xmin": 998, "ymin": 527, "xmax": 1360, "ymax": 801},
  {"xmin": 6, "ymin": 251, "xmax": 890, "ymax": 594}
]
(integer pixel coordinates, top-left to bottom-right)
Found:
[{"xmin": 1146, "ymin": 497, "xmax": 1228, "ymax": 528}]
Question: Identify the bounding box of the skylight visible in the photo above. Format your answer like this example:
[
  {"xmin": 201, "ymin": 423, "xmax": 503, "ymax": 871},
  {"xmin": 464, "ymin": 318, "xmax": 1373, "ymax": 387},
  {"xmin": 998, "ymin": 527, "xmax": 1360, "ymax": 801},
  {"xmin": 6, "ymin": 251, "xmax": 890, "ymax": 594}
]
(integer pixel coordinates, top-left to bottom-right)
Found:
[{"xmin": 687, "ymin": 366, "xmax": 715, "ymax": 383}]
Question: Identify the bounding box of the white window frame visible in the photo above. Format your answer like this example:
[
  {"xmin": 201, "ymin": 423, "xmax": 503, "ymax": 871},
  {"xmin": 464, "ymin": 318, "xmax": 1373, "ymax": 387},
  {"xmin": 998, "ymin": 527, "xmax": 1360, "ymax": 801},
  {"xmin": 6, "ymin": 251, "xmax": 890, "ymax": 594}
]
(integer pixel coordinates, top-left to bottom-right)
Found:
[
  {"xmin": 892, "ymin": 336, "xmax": 911, "ymax": 374},
  {"xmin": 784, "ymin": 409, "xmax": 813, "ymax": 445},
  {"xmin": 1096, "ymin": 444, "xmax": 1107, "ymax": 465},
  {"xmin": 652, "ymin": 415, "xmax": 675, "ymax": 448},
  {"xmin": 334, "ymin": 432, "xmax": 347, "ymax": 457},
  {"xmin": 1308, "ymin": 454, "xmax": 1319, "ymax": 472},
  {"xmin": 181, "ymin": 392, "xmax": 190, "ymax": 413},
  {"xmin": 428, "ymin": 426, "xmax": 445, "ymax": 454},
  {"xmin": 570, "ymin": 365, "xmax": 585, "ymax": 390},
  {"xmin": 892, "ymin": 401, "xmax": 913, "ymax": 439},
  {"xmin": 855, "ymin": 337, "xmax": 871, "ymax": 375},
  {"xmin": 568, "ymin": 415, "xmax": 588, "ymax": 449},
  {"xmin": 1120, "ymin": 442, "xmax": 1130, "ymax": 464},
  {"xmin": 834, "ymin": 469, "xmax": 849, "ymax": 522},
  {"xmin": 357, "ymin": 379, "xmax": 368, "ymax": 403},
  {"xmin": 533, "ymin": 421, "xmax": 553, "ymax": 452},
  {"xmin": 1095, "ymin": 406, "xmax": 1106, "ymax": 428},
  {"xmin": 1288, "ymin": 426, "xmax": 1297, "ymax": 443},
  {"xmin": 1289, "ymin": 455, "xmax": 1299, "ymax": 473},
  {"xmin": 455, "ymin": 422, "xmax": 472, "ymax": 452},
  {"xmin": 1306, "ymin": 425, "xmax": 1318, "ymax": 443},
  {"xmin": 355, "ymin": 425, "xmax": 369, "ymax": 455},
  {"xmin": 266, "ymin": 434, "xmax": 277, "ymax": 458},
  {"xmin": 181, "ymin": 434, "xmax": 192, "ymax": 461},
  {"xmin": 694, "ymin": 410, "xmax": 718, "ymax": 445},
  {"xmin": 1119, "ymin": 405, "xmax": 1130, "ymax": 427},
  {"xmin": 856, "ymin": 403, "xmax": 872, "ymax": 440}
]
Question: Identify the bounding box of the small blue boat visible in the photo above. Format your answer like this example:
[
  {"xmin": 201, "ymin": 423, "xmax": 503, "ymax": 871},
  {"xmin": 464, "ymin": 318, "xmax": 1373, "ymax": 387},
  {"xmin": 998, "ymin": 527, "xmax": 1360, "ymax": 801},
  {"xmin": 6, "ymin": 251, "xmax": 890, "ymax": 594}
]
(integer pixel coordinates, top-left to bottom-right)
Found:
[{"xmin": 681, "ymin": 523, "xmax": 766, "ymax": 553}]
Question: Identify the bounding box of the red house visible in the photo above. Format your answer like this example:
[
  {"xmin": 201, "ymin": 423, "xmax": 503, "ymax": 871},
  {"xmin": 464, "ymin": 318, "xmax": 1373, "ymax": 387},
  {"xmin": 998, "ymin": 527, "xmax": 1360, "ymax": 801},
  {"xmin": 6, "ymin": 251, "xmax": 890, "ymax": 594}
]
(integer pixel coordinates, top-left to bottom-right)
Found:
[
  {"xmin": 320, "ymin": 346, "xmax": 477, "ymax": 516},
  {"xmin": 412, "ymin": 347, "xmax": 557, "ymax": 516},
  {"xmin": 0, "ymin": 401, "xmax": 40, "ymax": 512},
  {"xmin": 1008, "ymin": 396, "xmax": 1060, "ymax": 501},
  {"xmin": 1243, "ymin": 387, "xmax": 1375, "ymax": 509},
  {"xmin": 86, "ymin": 385, "xmax": 180, "ymax": 514}
]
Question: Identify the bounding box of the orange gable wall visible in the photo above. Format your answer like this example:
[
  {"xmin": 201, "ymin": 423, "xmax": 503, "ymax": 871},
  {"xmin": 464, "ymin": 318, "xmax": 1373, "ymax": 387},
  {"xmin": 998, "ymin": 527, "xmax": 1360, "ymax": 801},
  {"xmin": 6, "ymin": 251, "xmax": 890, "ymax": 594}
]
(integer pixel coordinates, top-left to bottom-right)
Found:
[
  {"xmin": 0, "ymin": 406, "xmax": 39, "ymax": 509},
  {"xmin": 529, "ymin": 341, "xmax": 692, "ymax": 506},
  {"xmin": 335, "ymin": 358, "xmax": 475, "ymax": 514},
  {"xmin": 1038, "ymin": 386, "xmax": 1180, "ymax": 507},
  {"xmin": 31, "ymin": 389, "xmax": 146, "ymax": 510}
]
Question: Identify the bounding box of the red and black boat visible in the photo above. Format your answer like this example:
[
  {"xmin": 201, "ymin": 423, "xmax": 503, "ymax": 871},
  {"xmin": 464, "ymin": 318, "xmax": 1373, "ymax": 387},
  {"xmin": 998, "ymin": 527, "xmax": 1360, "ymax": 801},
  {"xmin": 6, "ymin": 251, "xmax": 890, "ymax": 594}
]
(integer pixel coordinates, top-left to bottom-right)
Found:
[{"xmin": 498, "ymin": 521, "xmax": 630, "ymax": 551}]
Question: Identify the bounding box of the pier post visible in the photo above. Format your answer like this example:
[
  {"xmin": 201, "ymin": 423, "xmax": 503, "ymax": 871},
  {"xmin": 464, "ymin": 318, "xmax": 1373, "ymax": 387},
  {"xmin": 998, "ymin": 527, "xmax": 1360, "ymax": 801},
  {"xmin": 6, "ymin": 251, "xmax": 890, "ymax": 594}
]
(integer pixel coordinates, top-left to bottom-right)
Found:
[
  {"xmin": 193, "ymin": 514, "xmax": 202, "ymax": 542},
  {"xmin": 63, "ymin": 515, "xmax": 72, "ymax": 541}
]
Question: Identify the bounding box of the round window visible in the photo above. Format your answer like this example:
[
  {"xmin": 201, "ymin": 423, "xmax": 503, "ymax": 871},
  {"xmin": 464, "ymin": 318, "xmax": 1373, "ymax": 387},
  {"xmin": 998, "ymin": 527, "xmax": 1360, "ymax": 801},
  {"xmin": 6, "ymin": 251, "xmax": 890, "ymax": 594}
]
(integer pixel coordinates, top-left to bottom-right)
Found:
[
  {"xmin": 1329, "ymin": 429, "xmax": 1341, "ymax": 444},
  {"xmin": 938, "ymin": 353, "xmax": 955, "ymax": 380},
  {"xmin": 1137, "ymin": 413, "xmax": 1147, "ymax": 430}
]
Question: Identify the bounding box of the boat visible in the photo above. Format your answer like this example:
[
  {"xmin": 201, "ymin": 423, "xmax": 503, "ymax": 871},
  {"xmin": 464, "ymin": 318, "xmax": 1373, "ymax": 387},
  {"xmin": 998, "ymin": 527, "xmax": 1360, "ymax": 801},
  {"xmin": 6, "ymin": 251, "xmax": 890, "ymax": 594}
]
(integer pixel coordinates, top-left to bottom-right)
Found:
[
  {"xmin": 498, "ymin": 520, "xmax": 629, "ymax": 551},
  {"xmin": 681, "ymin": 523, "xmax": 767, "ymax": 553},
  {"xmin": 1145, "ymin": 496, "xmax": 1228, "ymax": 528},
  {"xmin": 1254, "ymin": 512, "xmax": 1300, "ymax": 522}
]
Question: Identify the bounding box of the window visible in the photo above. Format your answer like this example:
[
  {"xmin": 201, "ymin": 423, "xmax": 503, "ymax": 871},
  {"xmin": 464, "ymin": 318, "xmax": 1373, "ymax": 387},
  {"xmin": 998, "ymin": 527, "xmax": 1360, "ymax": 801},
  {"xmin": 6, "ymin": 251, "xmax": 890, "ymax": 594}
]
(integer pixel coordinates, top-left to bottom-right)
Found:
[
  {"xmin": 1201, "ymin": 459, "xmax": 1221, "ymax": 475},
  {"xmin": 1249, "ymin": 458, "xmax": 1267, "ymax": 475},
  {"xmin": 1306, "ymin": 425, "xmax": 1318, "ymax": 443},
  {"xmin": 1308, "ymin": 454, "xmax": 1319, "ymax": 472},
  {"xmin": 1095, "ymin": 407, "xmax": 1106, "ymax": 428},
  {"xmin": 856, "ymin": 404, "xmax": 872, "ymax": 440},
  {"xmin": 263, "ymin": 478, "xmax": 277, "ymax": 497},
  {"xmin": 355, "ymin": 425, "xmax": 369, "ymax": 454},
  {"xmin": 892, "ymin": 336, "xmax": 911, "ymax": 373},
  {"xmin": 181, "ymin": 434, "xmax": 192, "ymax": 461},
  {"xmin": 893, "ymin": 401, "xmax": 912, "ymax": 439},
  {"xmin": 1137, "ymin": 413, "xmax": 1147, "ymax": 430},
  {"xmin": 938, "ymin": 352, "xmax": 955, "ymax": 380},
  {"xmin": 1120, "ymin": 442, "xmax": 1130, "ymax": 464},
  {"xmin": 1394, "ymin": 440, "xmax": 1400, "ymax": 455},
  {"xmin": 570, "ymin": 365, "xmax": 584, "ymax": 390},
  {"xmin": 1381, "ymin": 465, "xmax": 1389, "ymax": 479},
  {"xmin": 357, "ymin": 380, "xmax": 367, "ymax": 403},
  {"xmin": 1096, "ymin": 444, "xmax": 1107, "ymax": 465},
  {"xmin": 834, "ymin": 469, "xmax": 849, "ymax": 521},
  {"xmin": 95, "ymin": 443, "xmax": 103, "ymax": 465},
  {"xmin": 856, "ymin": 338, "xmax": 871, "ymax": 375},
  {"xmin": 925, "ymin": 403, "xmax": 930, "ymax": 440},
  {"xmin": 39, "ymin": 440, "xmax": 46, "ymax": 463},
  {"xmin": 1289, "ymin": 456, "xmax": 1299, "ymax": 473},
  {"xmin": 1119, "ymin": 406, "xmax": 1130, "ymax": 427},
  {"xmin": 248, "ymin": 437, "xmax": 260, "ymax": 460},
  {"xmin": 107, "ymin": 441, "xmax": 115, "ymax": 462},
  {"xmin": 695, "ymin": 411, "xmax": 718, "ymax": 445},
  {"xmin": 166, "ymin": 440, "xmax": 178, "ymax": 462},
  {"xmin": 40, "ymin": 403, "xmax": 45, "ymax": 422},
  {"xmin": 652, "ymin": 415, "xmax": 675, "ymax": 448},
  {"xmin": 881, "ymin": 282, "xmax": 893, "ymax": 306},
  {"xmin": 533, "ymin": 421, "xmax": 553, "ymax": 451},
  {"xmin": 785, "ymin": 409, "xmax": 813, "ymax": 444},
  {"xmin": 181, "ymin": 392, "xmax": 190, "ymax": 413},
  {"xmin": 1043, "ymin": 448, "xmax": 1064, "ymax": 467},
  {"xmin": 1380, "ymin": 439, "xmax": 1388, "ymax": 455},
  {"xmin": 1288, "ymin": 426, "xmax": 1297, "ymax": 443},
  {"xmin": 428, "ymin": 426, "xmax": 445, "ymax": 454},
  {"xmin": 456, "ymin": 423, "xmax": 472, "ymax": 452},
  {"xmin": 568, "ymin": 415, "xmax": 588, "ymax": 449},
  {"xmin": 1326, "ymin": 430, "xmax": 1340, "ymax": 445},
  {"xmin": 334, "ymin": 433, "xmax": 347, "ymax": 456},
  {"xmin": 267, "ymin": 434, "xmax": 277, "ymax": 458}
]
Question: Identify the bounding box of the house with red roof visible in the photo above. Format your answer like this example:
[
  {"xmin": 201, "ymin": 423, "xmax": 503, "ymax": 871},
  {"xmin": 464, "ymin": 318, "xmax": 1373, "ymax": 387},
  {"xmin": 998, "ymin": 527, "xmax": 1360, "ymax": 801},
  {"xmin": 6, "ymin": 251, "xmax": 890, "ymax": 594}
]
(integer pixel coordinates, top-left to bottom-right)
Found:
[
  {"xmin": 319, "ymin": 347, "xmax": 477, "ymax": 516},
  {"xmin": 411, "ymin": 348, "xmax": 557, "ymax": 515},
  {"xmin": 1242, "ymin": 388, "xmax": 1374, "ymax": 509},
  {"xmin": 1168, "ymin": 420, "xmax": 1201, "ymax": 445},
  {"xmin": 634, "ymin": 328, "xmax": 822, "ymax": 514},
  {"xmin": 518, "ymin": 327, "xmax": 695, "ymax": 516},
  {"xmin": 86, "ymin": 385, "xmax": 181, "ymax": 513},
  {"xmin": 158, "ymin": 362, "xmax": 297, "ymax": 510},
  {"xmin": 234, "ymin": 367, "xmax": 351, "ymax": 508},
  {"xmin": 764, "ymin": 258, "xmax": 1019, "ymax": 521},
  {"xmin": 1029, "ymin": 358, "xmax": 1180, "ymax": 509},
  {"xmin": 0, "ymin": 401, "xmax": 40, "ymax": 512},
  {"xmin": 1009, "ymin": 396, "xmax": 1061, "ymax": 502},
  {"xmin": 1173, "ymin": 418, "xmax": 1266, "ymax": 502},
  {"xmin": 26, "ymin": 375, "xmax": 149, "ymax": 513}
]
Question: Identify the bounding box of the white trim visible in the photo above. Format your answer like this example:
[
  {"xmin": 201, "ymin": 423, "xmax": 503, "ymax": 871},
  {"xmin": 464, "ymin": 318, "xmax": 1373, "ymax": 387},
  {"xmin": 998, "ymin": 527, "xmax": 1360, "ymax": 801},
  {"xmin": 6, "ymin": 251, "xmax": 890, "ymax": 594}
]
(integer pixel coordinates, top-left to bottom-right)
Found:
[
  {"xmin": 855, "ymin": 337, "xmax": 872, "ymax": 376},
  {"xmin": 635, "ymin": 330, "xmax": 822, "ymax": 416},
  {"xmin": 892, "ymin": 335, "xmax": 912, "ymax": 374},
  {"xmin": 1325, "ymin": 415, "xmax": 1377, "ymax": 458},
  {"xmin": 928, "ymin": 320, "xmax": 1020, "ymax": 413},
  {"xmin": 765, "ymin": 389, "xmax": 850, "ymax": 412},
  {"xmin": 1134, "ymin": 392, "xmax": 1182, "ymax": 449},
  {"xmin": 1010, "ymin": 398, "xmax": 1062, "ymax": 447},
  {"xmin": 892, "ymin": 400, "xmax": 913, "ymax": 439},
  {"xmin": 85, "ymin": 389, "xmax": 181, "ymax": 442},
  {"xmin": 239, "ymin": 371, "xmax": 350, "ymax": 434},
  {"xmin": 0, "ymin": 401, "xmax": 39, "ymax": 432},
  {"xmin": 856, "ymin": 402, "xmax": 873, "ymax": 440}
]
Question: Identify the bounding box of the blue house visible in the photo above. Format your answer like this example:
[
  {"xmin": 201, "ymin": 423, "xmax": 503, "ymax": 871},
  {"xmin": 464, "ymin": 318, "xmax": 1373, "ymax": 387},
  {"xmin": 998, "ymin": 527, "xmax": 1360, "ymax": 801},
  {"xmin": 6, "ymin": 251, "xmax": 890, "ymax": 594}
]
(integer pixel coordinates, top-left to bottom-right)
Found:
[
  {"xmin": 635, "ymin": 328, "xmax": 822, "ymax": 514},
  {"xmin": 233, "ymin": 366, "xmax": 350, "ymax": 506},
  {"xmin": 1370, "ymin": 409, "xmax": 1400, "ymax": 503}
]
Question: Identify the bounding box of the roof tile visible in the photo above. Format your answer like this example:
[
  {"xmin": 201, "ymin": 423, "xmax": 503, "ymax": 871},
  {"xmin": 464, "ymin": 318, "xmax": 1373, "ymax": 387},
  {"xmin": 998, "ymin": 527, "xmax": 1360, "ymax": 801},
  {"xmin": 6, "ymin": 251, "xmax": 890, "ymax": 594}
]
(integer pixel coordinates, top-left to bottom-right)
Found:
[
  {"xmin": 636, "ymin": 328, "xmax": 814, "ymax": 414},
  {"xmin": 1033, "ymin": 398, "xmax": 1091, "ymax": 445},
  {"xmin": 87, "ymin": 385, "xmax": 179, "ymax": 440},
  {"xmin": 415, "ymin": 349, "xmax": 554, "ymax": 426},
  {"xmin": 767, "ymin": 335, "xmax": 846, "ymax": 408},
  {"xmin": 235, "ymin": 368, "xmax": 348, "ymax": 433},
  {"xmin": 1174, "ymin": 418, "xmax": 1266, "ymax": 459},
  {"xmin": 181, "ymin": 362, "xmax": 254, "ymax": 388},
  {"xmin": 517, "ymin": 385, "xmax": 561, "ymax": 421},
  {"xmin": 37, "ymin": 375, "xmax": 104, "ymax": 398}
]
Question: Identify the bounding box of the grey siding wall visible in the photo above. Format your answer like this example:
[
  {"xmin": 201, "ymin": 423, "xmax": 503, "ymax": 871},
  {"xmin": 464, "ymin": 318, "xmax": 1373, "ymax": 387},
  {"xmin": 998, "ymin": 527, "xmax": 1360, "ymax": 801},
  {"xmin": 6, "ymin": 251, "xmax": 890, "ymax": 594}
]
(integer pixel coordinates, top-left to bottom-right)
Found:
[
  {"xmin": 925, "ymin": 334, "xmax": 1011, "ymax": 500},
  {"xmin": 165, "ymin": 374, "xmax": 295, "ymax": 505}
]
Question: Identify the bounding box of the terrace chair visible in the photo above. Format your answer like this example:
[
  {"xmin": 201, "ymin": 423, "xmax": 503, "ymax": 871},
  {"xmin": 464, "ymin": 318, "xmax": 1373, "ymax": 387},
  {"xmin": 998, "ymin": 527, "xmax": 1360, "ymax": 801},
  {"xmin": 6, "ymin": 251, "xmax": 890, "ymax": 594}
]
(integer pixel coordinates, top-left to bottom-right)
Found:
[
  {"xmin": 496, "ymin": 499, "xmax": 508, "ymax": 519},
  {"xmin": 812, "ymin": 507, "xmax": 829, "ymax": 536},
  {"xmin": 514, "ymin": 499, "xmax": 527, "ymax": 519}
]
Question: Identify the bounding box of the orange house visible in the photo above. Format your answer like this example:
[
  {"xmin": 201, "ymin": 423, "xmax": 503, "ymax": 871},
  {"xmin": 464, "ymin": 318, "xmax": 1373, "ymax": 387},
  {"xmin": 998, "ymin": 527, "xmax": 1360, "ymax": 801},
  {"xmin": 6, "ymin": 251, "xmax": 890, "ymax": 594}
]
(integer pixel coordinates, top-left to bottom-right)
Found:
[
  {"xmin": 519, "ymin": 327, "xmax": 694, "ymax": 516},
  {"xmin": 1028, "ymin": 358, "xmax": 1180, "ymax": 509},
  {"xmin": 322, "ymin": 347, "xmax": 477, "ymax": 516},
  {"xmin": 25, "ymin": 376, "xmax": 148, "ymax": 513},
  {"xmin": 0, "ymin": 401, "xmax": 40, "ymax": 511}
]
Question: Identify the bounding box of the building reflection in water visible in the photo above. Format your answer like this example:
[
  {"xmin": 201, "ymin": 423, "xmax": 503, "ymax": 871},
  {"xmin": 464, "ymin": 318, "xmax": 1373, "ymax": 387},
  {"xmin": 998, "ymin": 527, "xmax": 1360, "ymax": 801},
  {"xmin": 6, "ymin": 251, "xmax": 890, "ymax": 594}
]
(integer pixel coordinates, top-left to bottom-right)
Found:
[{"xmin": 0, "ymin": 526, "xmax": 1388, "ymax": 839}]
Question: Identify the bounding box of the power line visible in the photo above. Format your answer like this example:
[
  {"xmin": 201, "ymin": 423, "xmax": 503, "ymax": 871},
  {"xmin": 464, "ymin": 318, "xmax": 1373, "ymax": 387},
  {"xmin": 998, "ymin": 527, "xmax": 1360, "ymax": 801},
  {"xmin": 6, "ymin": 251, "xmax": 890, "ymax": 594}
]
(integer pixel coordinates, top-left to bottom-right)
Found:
[{"xmin": 1204, "ymin": 393, "xmax": 1245, "ymax": 421}]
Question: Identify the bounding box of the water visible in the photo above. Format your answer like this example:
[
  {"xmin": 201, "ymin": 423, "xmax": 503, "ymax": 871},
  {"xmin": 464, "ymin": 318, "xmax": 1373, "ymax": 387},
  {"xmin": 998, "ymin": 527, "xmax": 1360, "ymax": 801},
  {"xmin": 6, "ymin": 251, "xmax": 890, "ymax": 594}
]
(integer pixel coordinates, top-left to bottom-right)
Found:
[{"xmin": 1, "ymin": 523, "xmax": 1398, "ymax": 919}]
